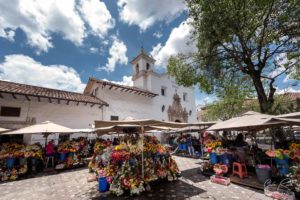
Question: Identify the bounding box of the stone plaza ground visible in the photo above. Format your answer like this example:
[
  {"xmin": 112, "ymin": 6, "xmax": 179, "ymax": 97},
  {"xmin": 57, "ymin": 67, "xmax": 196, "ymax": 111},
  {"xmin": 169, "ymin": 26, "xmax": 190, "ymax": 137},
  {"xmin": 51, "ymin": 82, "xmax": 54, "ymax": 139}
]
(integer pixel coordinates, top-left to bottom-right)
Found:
[{"xmin": 0, "ymin": 156, "xmax": 270, "ymax": 200}]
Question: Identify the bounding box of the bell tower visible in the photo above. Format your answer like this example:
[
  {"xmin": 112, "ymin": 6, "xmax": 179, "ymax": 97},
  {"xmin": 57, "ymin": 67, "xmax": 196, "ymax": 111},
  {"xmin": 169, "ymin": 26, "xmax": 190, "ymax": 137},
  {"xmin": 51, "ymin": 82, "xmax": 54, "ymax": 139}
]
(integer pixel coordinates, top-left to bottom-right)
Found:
[{"xmin": 130, "ymin": 47, "xmax": 156, "ymax": 89}]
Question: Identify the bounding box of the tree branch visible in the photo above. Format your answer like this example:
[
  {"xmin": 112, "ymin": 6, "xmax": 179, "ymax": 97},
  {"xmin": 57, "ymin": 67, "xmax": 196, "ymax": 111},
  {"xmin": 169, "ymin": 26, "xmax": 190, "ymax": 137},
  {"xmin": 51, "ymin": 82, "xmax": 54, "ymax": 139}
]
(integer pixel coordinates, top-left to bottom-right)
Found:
[{"xmin": 257, "ymin": 0, "xmax": 275, "ymax": 70}]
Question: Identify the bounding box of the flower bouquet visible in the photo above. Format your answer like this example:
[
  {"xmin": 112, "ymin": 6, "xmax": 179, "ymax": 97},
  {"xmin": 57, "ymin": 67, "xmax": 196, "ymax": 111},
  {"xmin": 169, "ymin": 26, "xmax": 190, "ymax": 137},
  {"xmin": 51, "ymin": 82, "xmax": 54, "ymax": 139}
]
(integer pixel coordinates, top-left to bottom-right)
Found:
[
  {"xmin": 288, "ymin": 143, "xmax": 300, "ymax": 162},
  {"xmin": 266, "ymin": 149, "xmax": 290, "ymax": 160},
  {"xmin": 111, "ymin": 150, "xmax": 130, "ymax": 164},
  {"xmin": 94, "ymin": 139, "xmax": 112, "ymax": 154},
  {"xmin": 213, "ymin": 163, "xmax": 228, "ymax": 175},
  {"xmin": 89, "ymin": 135, "xmax": 180, "ymax": 196},
  {"xmin": 205, "ymin": 140, "xmax": 222, "ymax": 153},
  {"xmin": 266, "ymin": 149, "xmax": 291, "ymax": 176}
]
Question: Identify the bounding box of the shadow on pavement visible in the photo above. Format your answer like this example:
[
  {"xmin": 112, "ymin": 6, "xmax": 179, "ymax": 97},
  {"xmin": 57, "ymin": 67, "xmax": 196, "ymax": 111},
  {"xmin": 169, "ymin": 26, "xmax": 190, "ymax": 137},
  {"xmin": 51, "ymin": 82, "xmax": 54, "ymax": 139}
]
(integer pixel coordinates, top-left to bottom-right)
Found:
[
  {"xmin": 180, "ymin": 167, "xmax": 209, "ymax": 183},
  {"xmin": 89, "ymin": 179, "xmax": 206, "ymax": 200},
  {"xmin": 0, "ymin": 166, "xmax": 88, "ymax": 185}
]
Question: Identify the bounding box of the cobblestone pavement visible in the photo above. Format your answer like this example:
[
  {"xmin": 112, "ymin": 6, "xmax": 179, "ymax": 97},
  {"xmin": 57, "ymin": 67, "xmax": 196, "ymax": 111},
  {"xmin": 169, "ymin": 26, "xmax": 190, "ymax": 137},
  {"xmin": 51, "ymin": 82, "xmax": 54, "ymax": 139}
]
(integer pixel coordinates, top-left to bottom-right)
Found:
[{"xmin": 0, "ymin": 156, "xmax": 271, "ymax": 200}]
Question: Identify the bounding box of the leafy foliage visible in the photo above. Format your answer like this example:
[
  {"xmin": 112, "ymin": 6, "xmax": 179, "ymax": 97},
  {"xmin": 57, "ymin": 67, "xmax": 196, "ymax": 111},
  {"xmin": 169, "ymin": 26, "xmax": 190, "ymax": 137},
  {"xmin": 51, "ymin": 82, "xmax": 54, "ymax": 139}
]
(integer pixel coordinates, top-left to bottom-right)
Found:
[
  {"xmin": 202, "ymin": 94, "xmax": 300, "ymax": 121},
  {"xmin": 168, "ymin": 0, "xmax": 300, "ymax": 113}
]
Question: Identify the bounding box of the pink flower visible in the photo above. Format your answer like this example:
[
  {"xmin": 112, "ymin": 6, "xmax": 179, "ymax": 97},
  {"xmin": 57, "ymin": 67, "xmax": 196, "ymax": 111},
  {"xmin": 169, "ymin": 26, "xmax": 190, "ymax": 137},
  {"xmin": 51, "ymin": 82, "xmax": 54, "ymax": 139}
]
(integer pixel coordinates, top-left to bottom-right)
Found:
[{"xmin": 107, "ymin": 176, "xmax": 113, "ymax": 183}]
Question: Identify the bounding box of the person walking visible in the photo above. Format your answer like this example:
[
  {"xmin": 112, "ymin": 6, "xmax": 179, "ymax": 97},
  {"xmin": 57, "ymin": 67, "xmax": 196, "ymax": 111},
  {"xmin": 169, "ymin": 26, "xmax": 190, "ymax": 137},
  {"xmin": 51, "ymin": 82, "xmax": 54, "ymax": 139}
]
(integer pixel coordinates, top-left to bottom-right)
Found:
[{"xmin": 187, "ymin": 135, "xmax": 195, "ymax": 156}]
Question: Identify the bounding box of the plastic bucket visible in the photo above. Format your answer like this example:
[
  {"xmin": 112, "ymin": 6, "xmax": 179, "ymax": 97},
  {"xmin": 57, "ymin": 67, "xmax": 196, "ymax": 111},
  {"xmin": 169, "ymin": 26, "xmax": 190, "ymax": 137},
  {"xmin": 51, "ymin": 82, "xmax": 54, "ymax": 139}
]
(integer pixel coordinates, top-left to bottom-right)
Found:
[
  {"xmin": 6, "ymin": 158, "xmax": 15, "ymax": 168},
  {"xmin": 179, "ymin": 144, "xmax": 183, "ymax": 150},
  {"xmin": 255, "ymin": 165, "xmax": 271, "ymax": 184},
  {"xmin": 210, "ymin": 153, "xmax": 218, "ymax": 164},
  {"xmin": 217, "ymin": 155, "xmax": 222, "ymax": 163},
  {"xmin": 69, "ymin": 152, "xmax": 74, "ymax": 158},
  {"xmin": 98, "ymin": 177, "xmax": 108, "ymax": 192},
  {"xmin": 182, "ymin": 144, "xmax": 188, "ymax": 151},
  {"xmin": 275, "ymin": 158, "xmax": 289, "ymax": 176},
  {"xmin": 220, "ymin": 153, "xmax": 233, "ymax": 166},
  {"xmin": 59, "ymin": 153, "xmax": 68, "ymax": 161}
]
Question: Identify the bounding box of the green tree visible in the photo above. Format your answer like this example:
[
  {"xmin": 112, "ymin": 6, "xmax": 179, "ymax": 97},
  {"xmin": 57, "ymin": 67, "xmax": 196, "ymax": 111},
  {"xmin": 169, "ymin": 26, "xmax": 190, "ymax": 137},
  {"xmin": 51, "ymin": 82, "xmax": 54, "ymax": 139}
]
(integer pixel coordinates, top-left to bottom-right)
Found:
[
  {"xmin": 203, "ymin": 93, "xmax": 300, "ymax": 121},
  {"xmin": 168, "ymin": 0, "xmax": 300, "ymax": 113},
  {"xmin": 202, "ymin": 73, "xmax": 255, "ymax": 121}
]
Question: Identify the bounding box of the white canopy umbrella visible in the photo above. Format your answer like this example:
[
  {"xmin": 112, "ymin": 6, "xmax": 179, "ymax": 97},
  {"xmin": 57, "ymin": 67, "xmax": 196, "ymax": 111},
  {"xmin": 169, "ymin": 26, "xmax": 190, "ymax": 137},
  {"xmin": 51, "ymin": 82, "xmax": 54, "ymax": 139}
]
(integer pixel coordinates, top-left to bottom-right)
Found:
[
  {"xmin": 0, "ymin": 127, "xmax": 10, "ymax": 133},
  {"xmin": 276, "ymin": 111, "xmax": 300, "ymax": 119},
  {"xmin": 2, "ymin": 121, "xmax": 74, "ymax": 135},
  {"xmin": 2, "ymin": 121, "xmax": 75, "ymax": 146},
  {"xmin": 95, "ymin": 124, "xmax": 178, "ymax": 135},
  {"xmin": 95, "ymin": 118, "xmax": 216, "ymax": 129},
  {"xmin": 242, "ymin": 111, "xmax": 262, "ymax": 116},
  {"xmin": 95, "ymin": 124, "xmax": 142, "ymax": 134},
  {"xmin": 72, "ymin": 128, "xmax": 95, "ymax": 133},
  {"xmin": 208, "ymin": 111, "xmax": 300, "ymax": 131},
  {"xmin": 207, "ymin": 113, "xmax": 276, "ymax": 131}
]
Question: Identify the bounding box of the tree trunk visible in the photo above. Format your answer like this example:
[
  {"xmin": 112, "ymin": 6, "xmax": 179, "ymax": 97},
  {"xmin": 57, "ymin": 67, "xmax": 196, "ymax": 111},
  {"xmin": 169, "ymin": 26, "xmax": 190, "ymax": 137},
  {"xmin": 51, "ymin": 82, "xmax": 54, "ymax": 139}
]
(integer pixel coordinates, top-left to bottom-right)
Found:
[{"xmin": 251, "ymin": 74, "xmax": 274, "ymax": 113}]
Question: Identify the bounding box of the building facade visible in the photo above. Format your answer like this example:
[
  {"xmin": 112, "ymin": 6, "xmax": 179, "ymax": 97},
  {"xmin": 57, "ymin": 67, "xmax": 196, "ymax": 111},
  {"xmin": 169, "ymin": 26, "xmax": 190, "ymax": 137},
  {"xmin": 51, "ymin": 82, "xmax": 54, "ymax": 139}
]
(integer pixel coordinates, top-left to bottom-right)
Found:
[
  {"xmin": 84, "ymin": 49, "xmax": 197, "ymax": 123},
  {"xmin": 0, "ymin": 81, "xmax": 107, "ymax": 145},
  {"xmin": 0, "ymin": 49, "xmax": 197, "ymax": 144}
]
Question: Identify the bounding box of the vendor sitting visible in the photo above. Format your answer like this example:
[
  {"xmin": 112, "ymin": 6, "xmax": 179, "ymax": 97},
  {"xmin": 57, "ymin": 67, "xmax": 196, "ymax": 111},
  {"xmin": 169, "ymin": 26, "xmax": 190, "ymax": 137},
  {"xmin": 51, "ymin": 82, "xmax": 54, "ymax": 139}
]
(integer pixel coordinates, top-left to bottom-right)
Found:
[
  {"xmin": 46, "ymin": 140, "xmax": 55, "ymax": 156},
  {"xmin": 233, "ymin": 134, "xmax": 248, "ymax": 163},
  {"xmin": 45, "ymin": 140, "xmax": 55, "ymax": 168}
]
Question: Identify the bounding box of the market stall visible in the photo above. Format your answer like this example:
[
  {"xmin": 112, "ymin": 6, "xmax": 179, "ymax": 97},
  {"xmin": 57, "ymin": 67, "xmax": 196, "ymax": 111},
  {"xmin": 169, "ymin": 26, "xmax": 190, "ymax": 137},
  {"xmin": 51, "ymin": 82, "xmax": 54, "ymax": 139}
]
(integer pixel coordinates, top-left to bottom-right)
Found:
[
  {"xmin": 88, "ymin": 121, "xmax": 188, "ymax": 196},
  {"xmin": 0, "ymin": 121, "xmax": 80, "ymax": 179},
  {"xmin": 173, "ymin": 126, "xmax": 210, "ymax": 158},
  {"xmin": 2, "ymin": 121, "xmax": 75, "ymax": 146},
  {"xmin": 202, "ymin": 111, "xmax": 300, "ymax": 199},
  {"xmin": 0, "ymin": 143, "xmax": 43, "ymax": 181},
  {"xmin": 55, "ymin": 137, "xmax": 89, "ymax": 170}
]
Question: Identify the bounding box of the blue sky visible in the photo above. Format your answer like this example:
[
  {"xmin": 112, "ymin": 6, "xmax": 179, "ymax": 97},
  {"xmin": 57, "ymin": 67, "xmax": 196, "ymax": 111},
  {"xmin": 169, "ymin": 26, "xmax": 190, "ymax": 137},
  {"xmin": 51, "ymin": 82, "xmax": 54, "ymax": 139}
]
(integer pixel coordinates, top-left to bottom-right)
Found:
[{"xmin": 0, "ymin": 0, "xmax": 298, "ymax": 107}]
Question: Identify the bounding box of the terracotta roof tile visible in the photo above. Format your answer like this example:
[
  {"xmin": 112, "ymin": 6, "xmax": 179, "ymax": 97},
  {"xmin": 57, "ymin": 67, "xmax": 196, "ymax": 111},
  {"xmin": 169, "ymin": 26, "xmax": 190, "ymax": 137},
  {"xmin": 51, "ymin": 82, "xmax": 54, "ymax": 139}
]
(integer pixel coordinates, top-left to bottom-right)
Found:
[
  {"xmin": 87, "ymin": 77, "xmax": 158, "ymax": 98},
  {"xmin": 0, "ymin": 80, "xmax": 108, "ymax": 106}
]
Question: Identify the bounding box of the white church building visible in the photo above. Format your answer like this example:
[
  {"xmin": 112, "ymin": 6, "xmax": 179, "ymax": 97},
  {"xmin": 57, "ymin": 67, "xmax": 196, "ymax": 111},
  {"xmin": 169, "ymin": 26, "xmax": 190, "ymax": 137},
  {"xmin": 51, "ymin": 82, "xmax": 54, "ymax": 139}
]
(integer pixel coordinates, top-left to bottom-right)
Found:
[
  {"xmin": 84, "ymin": 48, "xmax": 196, "ymax": 123},
  {"xmin": 0, "ymin": 49, "xmax": 196, "ymax": 144}
]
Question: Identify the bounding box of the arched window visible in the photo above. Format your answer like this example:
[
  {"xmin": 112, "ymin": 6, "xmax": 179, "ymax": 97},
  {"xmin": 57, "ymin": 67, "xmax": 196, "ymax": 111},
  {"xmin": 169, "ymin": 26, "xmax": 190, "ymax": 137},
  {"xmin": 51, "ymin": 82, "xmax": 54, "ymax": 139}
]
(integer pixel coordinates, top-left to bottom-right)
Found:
[
  {"xmin": 136, "ymin": 64, "xmax": 139, "ymax": 74},
  {"xmin": 146, "ymin": 63, "xmax": 150, "ymax": 70}
]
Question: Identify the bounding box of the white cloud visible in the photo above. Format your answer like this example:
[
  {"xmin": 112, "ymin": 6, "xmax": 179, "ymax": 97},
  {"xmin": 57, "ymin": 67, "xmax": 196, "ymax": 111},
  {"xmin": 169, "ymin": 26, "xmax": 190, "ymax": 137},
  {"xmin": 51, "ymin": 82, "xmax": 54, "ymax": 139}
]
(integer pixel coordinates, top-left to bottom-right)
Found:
[
  {"xmin": 275, "ymin": 87, "xmax": 300, "ymax": 94},
  {"xmin": 268, "ymin": 66, "xmax": 285, "ymax": 78},
  {"xmin": 117, "ymin": 0, "xmax": 186, "ymax": 30},
  {"xmin": 79, "ymin": 0, "xmax": 115, "ymax": 38},
  {"xmin": 150, "ymin": 19, "xmax": 196, "ymax": 68},
  {"xmin": 0, "ymin": 0, "xmax": 114, "ymax": 53},
  {"xmin": 89, "ymin": 47, "xmax": 98, "ymax": 54},
  {"xmin": 0, "ymin": 0, "xmax": 85, "ymax": 53},
  {"xmin": 0, "ymin": 54, "xmax": 85, "ymax": 92},
  {"xmin": 269, "ymin": 53, "xmax": 300, "ymax": 82},
  {"xmin": 197, "ymin": 95, "xmax": 217, "ymax": 106},
  {"xmin": 153, "ymin": 31, "xmax": 163, "ymax": 39},
  {"xmin": 104, "ymin": 76, "xmax": 133, "ymax": 86},
  {"xmin": 99, "ymin": 37, "xmax": 128, "ymax": 72}
]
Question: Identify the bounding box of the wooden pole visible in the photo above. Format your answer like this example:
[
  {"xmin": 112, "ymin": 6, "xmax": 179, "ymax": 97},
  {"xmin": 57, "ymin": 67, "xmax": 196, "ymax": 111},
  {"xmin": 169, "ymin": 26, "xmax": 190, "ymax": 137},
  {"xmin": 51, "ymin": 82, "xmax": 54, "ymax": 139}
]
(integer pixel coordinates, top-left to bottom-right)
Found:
[
  {"xmin": 141, "ymin": 125, "xmax": 144, "ymax": 179},
  {"xmin": 44, "ymin": 133, "xmax": 49, "ymax": 148},
  {"xmin": 199, "ymin": 125, "xmax": 204, "ymax": 158}
]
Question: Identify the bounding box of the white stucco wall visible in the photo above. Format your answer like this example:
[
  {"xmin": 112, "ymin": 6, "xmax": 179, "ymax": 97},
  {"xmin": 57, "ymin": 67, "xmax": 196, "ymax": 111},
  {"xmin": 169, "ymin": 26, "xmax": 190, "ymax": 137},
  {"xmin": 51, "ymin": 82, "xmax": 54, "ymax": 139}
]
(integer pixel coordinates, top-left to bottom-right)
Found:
[
  {"xmin": 93, "ymin": 85, "xmax": 157, "ymax": 121},
  {"xmin": 130, "ymin": 52, "xmax": 196, "ymax": 122},
  {"xmin": 0, "ymin": 93, "xmax": 103, "ymax": 145},
  {"xmin": 90, "ymin": 73, "xmax": 197, "ymax": 123},
  {"xmin": 147, "ymin": 74, "xmax": 196, "ymax": 122}
]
